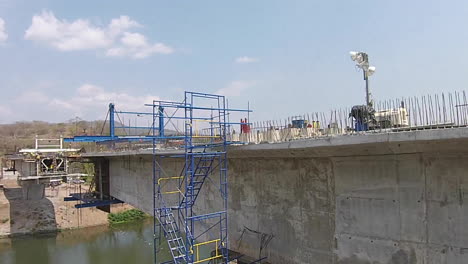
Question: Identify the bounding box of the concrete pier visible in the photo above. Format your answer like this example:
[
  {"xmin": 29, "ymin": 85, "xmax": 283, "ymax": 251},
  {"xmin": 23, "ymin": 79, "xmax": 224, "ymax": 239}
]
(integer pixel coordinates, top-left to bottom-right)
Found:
[
  {"xmin": 86, "ymin": 127, "xmax": 468, "ymax": 264},
  {"xmin": 20, "ymin": 182, "xmax": 46, "ymax": 200}
]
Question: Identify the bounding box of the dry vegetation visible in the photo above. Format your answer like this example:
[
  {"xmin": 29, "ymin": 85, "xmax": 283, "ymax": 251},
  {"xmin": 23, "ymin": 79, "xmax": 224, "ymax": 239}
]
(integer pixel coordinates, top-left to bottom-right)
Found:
[{"xmin": 0, "ymin": 120, "xmax": 110, "ymax": 155}]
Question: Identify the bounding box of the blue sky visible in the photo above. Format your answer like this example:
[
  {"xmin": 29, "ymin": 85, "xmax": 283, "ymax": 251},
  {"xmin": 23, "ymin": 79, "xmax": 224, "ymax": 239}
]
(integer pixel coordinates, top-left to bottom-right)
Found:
[{"xmin": 1, "ymin": 0, "xmax": 468, "ymax": 124}]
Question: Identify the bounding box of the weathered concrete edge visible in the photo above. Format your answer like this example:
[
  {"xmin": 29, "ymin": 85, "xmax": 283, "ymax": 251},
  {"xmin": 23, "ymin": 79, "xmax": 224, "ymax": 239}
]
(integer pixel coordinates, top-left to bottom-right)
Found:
[
  {"xmin": 234, "ymin": 127, "xmax": 468, "ymax": 151},
  {"xmin": 83, "ymin": 127, "xmax": 468, "ymax": 158},
  {"xmin": 82, "ymin": 148, "xmax": 179, "ymax": 157}
]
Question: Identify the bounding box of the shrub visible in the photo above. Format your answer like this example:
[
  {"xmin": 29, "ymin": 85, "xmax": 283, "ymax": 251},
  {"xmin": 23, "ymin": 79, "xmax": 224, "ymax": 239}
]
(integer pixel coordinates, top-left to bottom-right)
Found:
[{"xmin": 108, "ymin": 209, "xmax": 146, "ymax": 225}]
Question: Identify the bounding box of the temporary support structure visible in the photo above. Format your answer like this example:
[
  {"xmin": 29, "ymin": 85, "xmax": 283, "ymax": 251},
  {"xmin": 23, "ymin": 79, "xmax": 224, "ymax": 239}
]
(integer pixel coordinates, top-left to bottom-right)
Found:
[
  {"xmin": 63, "ymin": 91, "xmax": 252, "ymax": 263},
  {"xmin": 64, "ymin": 103, "xmax": 161, "ymax": 143},
  {"xmin": 151, "ymin": 92, "xmax": 251, "ymax": 264}
]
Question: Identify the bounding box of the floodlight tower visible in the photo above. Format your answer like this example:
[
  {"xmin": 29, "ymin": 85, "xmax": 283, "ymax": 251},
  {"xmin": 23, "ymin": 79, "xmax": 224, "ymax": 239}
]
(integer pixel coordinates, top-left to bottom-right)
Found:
[{"xmin": 350, "ymin": 51, "xmax": 376, "ymax": 107}]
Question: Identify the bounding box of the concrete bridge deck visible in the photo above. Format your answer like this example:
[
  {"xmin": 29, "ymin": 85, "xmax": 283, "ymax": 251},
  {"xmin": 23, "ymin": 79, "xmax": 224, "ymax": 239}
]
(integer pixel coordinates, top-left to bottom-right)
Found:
[{"xmin": 85, "ymin": 127, "xmax": 468, "ymax": 264}]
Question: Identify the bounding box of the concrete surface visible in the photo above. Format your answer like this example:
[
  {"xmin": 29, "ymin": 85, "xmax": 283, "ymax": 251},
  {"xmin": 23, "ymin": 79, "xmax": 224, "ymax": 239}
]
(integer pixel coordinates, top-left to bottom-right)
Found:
[
  {"xmin": 0, "ymin": 171, "xmax": 135, "ymax": 238},
  {"xmin": 20, "ymin": 181, "xmax": 46, "ymax": 200},
  {"xmin": 0, "ymin": 187, "xmax": 10, "ymax": 236},
  {"xmin": 91, "ymin": 127, "xmax": 468, "ymax": 264}
]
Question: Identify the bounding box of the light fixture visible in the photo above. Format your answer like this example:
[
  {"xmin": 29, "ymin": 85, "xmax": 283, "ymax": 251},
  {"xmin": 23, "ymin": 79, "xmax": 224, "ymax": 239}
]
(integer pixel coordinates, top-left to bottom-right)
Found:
[
  {"xmin": 367, "ymin": 66, "xmax": 376, "ymax": 76},
  {"xmin": 350, "ymin": 51, "xmax": 358, "ymax": 61},
  {"xmin": 349, "ymin": 51, "xmax": 375, "ymax": 107}
]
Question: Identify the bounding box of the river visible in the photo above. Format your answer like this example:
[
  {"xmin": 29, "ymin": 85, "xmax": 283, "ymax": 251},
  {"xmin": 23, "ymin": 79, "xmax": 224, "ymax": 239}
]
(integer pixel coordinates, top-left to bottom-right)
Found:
[{"xmin": 0, "ymin": 219, "xmax": 173, "ymax": 264}]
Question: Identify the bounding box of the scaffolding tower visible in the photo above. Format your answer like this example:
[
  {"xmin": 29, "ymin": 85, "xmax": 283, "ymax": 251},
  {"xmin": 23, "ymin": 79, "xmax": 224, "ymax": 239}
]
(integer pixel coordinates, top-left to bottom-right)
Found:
[
  {"xmin": 63, "ymin": 91, "xmax": 251, "ymax": 263},
  {"xmin": 151, "ymin": 92, "xmax": 251, "ymax": 264}
]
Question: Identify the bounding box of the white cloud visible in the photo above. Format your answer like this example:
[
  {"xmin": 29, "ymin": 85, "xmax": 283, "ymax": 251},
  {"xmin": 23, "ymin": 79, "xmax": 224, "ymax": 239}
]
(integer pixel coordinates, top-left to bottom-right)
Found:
[
  {"xmin": 216, "ymin": 81, "xmax": 256, "ymax": 96},
  {"xmin": 4, "ymin": 84, "xmax": 160, "ymax": 123},
  {"xmin": 0, "ymin": 18, "xmax": 8, "ymax": 43},
  {"xmin": 121, "ymin": 32, "xmax": 146, "ymax": 47},
  {"xmin": 24, "ymin": 11, "xmax": 113, "ymax": 51},
  {"xmin": 49, "ymin": 98, "xmax": 74, "ymax": 110},
  {"xmin": 16, "ymin": 90, "xmax": 48, "ymax": 103},
  {"xmin": 235, "ymin": 56, "xmax": 259, "ymax": 64},
  {"xmin": 49, "ymin": 84, "xmax": 160, "ymax": 118},
  {"xmin": 24, "ymin": 10, "xmax": 173, "ymax": 58},
  {"xmin": 106, "ymin": 32, "xmax": 174, "ymax": 59},
  {"xmin": 108, "ymin": 15, "xmax": 141, "ymax": 36}
]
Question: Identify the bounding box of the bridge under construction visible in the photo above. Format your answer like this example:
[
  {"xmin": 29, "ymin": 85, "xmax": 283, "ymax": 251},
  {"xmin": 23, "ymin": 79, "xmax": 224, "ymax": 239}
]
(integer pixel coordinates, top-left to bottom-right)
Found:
[{"xmin": 13, "ymin": 88, "xmax": 468, "ymax": 264}]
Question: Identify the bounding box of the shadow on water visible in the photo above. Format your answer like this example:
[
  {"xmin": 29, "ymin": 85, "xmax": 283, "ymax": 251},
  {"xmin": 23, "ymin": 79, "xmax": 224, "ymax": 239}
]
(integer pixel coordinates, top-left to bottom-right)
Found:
[
  {"xmin": 0, "ymin": 218, "xmax": 169, "ymax": 264},
  {"xmin": 0, "ymin": 186, "xmax": 173, "ymax": 264}
]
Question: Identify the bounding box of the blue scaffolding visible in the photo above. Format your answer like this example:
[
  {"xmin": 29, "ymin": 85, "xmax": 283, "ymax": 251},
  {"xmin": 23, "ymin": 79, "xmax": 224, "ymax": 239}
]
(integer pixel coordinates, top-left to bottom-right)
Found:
[
  {"xmin": 151, "ymin": 92, "xmax": 251, "ymax": 264},
  {"xmin": 64, "ymin": 102, "xmax": 163, "ymax": 143},
  {"xmin": 63, "ymin": 103, "xmax": 162, "ymax": 208},
  {"xmin": 63, "ymin": 91, "xmax": 252, "ymax": 263}
]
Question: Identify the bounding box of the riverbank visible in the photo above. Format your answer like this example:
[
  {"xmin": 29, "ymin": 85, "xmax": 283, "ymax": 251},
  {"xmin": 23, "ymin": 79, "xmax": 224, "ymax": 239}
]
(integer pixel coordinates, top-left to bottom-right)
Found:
[{"xmin": 0, "ymin": 172, "xmax": 134, "ymax": 238}]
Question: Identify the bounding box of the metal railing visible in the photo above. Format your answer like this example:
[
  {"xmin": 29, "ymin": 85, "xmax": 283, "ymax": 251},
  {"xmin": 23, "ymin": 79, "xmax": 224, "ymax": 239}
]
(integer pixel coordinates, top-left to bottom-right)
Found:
[
  {"xmin": 157, "ymin": 176, "xmax": 184, "ymax": 195},
  {"xmin": 190, "ymin": 239, "xmax": 223, "ymax": 264},
  {"xmin": 231, "ymin": 90, "xmax": 468, "ymax": 144}
]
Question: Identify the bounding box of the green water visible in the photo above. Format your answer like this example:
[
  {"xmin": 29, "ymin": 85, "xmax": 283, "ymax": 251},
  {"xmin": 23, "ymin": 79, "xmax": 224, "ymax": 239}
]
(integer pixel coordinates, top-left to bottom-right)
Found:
[{"xmin": 0, "ymin": 219, "xmax": 173, "ymax": 264}]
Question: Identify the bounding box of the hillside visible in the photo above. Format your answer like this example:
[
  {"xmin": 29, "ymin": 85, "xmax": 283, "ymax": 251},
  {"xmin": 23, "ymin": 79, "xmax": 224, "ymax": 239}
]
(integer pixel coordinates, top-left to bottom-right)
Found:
[
  {"xmin": 0, "ymin": 118, "xmax": 182, "ymax": 155},
  {"xmin": 0, "ymin": 120, "xmax": 109, "ymax": 155}
]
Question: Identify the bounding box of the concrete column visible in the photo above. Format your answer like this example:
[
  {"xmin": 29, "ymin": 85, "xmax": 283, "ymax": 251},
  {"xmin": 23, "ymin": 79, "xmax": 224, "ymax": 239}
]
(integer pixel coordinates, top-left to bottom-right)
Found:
[
  {"xmin": 0, "ymin": 157, "xmax": 3, "ymax": 179},
  {"xmin": 98, "ymin": 162, "xmax": 103, "ymax": 200},
  {"xmin": 21, "ymin": 181, "xmax": 46, "ymax": 200}
]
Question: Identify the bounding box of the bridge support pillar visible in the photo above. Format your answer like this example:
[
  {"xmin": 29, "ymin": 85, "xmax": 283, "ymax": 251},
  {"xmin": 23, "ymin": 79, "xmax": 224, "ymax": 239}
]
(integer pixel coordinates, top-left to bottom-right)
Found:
[{"xmin": 21, "ymin": 181, "xmax": 46, "ymax": 200}]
